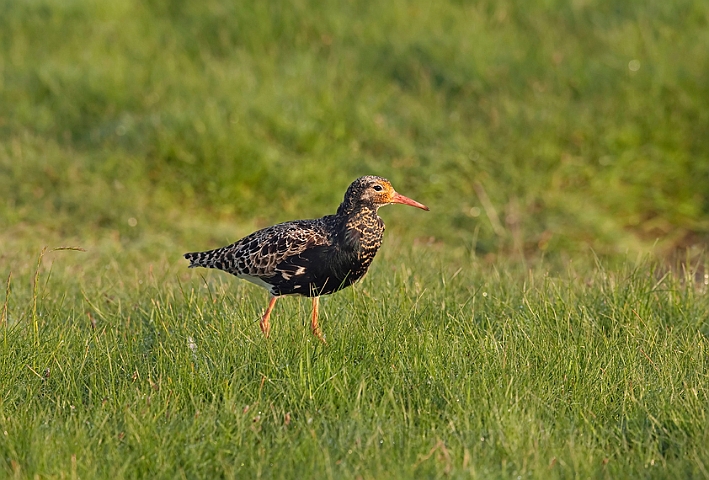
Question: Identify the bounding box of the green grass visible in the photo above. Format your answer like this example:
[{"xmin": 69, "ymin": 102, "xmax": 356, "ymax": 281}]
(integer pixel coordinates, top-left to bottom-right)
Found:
[
  {"xmin": 2, "ymin": 242, "xmax": 709, "ymax": 478},
  {"xmin": 2, "ymin": 0, "xmax": 709, "ymax": 254},
  {"xmin": 2, "ymin": 0, "xmax": 709, "ymax": 477}
]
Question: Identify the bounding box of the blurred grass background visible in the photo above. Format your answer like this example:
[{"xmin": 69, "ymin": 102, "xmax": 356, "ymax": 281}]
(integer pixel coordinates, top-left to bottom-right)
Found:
[{"xmin": 1, "ymin": 0, "xmax": 708, "ymax": 256}]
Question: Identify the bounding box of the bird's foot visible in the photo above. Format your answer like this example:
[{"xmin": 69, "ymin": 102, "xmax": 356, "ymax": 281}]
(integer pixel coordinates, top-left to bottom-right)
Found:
[
  {"xmin": 312, "ymin": 327, "xmax": 327, "ymax": 345},
  {"xmin": 260, "ymin": 316, "xmax": 271, "ymax": 339}
]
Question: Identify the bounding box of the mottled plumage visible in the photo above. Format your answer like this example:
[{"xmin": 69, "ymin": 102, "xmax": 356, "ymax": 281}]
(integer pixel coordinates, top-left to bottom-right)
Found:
[{"xmin": 184, "ymin": 175, "xmax": 428, "ymax": 341}]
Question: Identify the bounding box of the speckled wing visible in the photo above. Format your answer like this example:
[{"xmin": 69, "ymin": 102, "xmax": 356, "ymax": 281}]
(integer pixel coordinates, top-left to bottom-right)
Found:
[{"xmin": 183, "ymin": 220, "xmax": 333, "ymax": 294}]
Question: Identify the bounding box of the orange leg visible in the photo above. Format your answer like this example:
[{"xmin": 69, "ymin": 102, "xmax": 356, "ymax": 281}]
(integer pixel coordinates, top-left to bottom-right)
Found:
[
  {"xmin": 260, "ymin": 296, "xmax": 278, "ymax": 338},
  {"xmin": 311, "ymin": 296, "xmax": 326, "ymax": 344}
]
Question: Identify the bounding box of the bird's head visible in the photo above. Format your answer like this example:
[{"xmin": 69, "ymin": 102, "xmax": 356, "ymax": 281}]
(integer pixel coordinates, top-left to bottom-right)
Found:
[{"xmin": 340, "ymin": 176, "xmax": 429, "ymax": 213}]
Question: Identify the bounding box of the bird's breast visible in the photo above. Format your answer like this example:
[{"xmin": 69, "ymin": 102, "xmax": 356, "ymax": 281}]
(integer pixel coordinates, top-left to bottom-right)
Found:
[
  {"xmin": 342, "ymin": 213, "xmax": 384, "ymax": 254},
  {"xmin": 338, "ymin": 211, "xmax": 385, "ymax": 279}
]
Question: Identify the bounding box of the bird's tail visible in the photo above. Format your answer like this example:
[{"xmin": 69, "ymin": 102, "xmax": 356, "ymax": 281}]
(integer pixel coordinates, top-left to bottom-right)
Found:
[{"xmin": 184, "ymin": 248, "xmax": 226, "ymax": 269}]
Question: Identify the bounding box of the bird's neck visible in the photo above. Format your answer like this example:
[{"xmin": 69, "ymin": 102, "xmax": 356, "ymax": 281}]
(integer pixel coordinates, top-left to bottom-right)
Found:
[{"xmin": 336, "ymin": 200, "xmax": 378, "ymax": 217}]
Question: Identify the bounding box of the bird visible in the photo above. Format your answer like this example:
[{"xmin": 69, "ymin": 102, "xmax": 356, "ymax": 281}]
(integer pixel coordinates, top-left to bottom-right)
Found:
[{"xmin": 183, "ymin": 175, "xmax": 428, "ymax": 342}]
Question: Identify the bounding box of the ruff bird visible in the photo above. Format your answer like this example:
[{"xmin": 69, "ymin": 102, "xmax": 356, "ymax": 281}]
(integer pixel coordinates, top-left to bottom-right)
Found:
[{"xmin": 184, "ymin": 175, "xmax": 428, "ymax": 342}]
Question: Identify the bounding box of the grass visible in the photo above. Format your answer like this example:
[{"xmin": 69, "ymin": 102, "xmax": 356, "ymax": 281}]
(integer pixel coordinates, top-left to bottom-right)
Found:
[
  {"xmin": 2, "ymin": 0, "xmax": 709, "ymax": 254},
  {"xmin": 1, "ymin": 241, "xmax": 709, "ymax": 478},
  {"xmin": 2, "ymin": 0, "xmax": 709, "ymax": 477}
]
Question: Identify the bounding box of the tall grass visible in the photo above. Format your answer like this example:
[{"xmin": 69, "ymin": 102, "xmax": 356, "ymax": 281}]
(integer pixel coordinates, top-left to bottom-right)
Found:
[{"xmin": 1, "ymin": 243, "xmax": 708, "ymax": 478}]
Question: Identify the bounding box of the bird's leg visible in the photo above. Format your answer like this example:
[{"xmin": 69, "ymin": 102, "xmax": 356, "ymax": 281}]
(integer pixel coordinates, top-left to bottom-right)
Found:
[
  {"xmin": 311, "ymin": 296, "xmax": 326, "ymax": 344},
  {"xmin": 260, "ymin": 296, "xmax": 278, "ymax": 338}
]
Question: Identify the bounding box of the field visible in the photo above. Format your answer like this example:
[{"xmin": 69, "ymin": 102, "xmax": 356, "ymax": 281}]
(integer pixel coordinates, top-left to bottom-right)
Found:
[{"xmin": 2, "ymin": 0, "xmax": 709, "ymax": 478}]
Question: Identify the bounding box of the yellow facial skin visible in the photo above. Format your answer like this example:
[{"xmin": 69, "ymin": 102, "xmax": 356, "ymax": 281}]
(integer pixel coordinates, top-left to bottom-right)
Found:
[{"xmin": 363, "ymin": 179, "xmax": 429, "ymax": 211}]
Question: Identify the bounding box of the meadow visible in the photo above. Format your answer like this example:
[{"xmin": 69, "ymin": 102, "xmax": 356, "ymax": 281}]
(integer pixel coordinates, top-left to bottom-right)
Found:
[{"xmin": 2, "ymin": 0, "xmax": 709, "ymax": 478}]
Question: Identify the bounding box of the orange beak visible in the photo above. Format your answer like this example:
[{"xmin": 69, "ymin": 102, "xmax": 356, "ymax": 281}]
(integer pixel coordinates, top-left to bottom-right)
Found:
[{"xmin": 391, "ymin": 192, "xmax": 429, "ymax": 211}]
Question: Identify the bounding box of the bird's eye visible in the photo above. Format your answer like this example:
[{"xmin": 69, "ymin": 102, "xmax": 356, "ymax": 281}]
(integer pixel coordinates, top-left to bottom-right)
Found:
[{"xmin": 373, "ymin": 185, "xmax": 383, "ymax": 192}]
